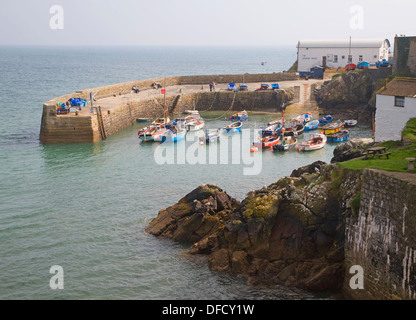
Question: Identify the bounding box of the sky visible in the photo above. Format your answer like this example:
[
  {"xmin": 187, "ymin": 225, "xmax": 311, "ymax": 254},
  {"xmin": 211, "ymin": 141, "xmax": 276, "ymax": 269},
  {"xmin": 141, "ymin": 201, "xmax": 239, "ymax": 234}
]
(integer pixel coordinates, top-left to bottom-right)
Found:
[{"xmin": 0, "ymin": 0, "xmax": 415, "ymax": 47}]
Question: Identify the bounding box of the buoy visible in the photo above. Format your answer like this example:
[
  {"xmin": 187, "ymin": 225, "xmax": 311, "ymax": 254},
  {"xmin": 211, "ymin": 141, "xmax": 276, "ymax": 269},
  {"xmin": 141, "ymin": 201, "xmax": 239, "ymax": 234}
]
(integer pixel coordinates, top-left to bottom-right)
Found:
[{"xmin": 250, "ymin": 147, "xmax": 258, "ymax": 153}]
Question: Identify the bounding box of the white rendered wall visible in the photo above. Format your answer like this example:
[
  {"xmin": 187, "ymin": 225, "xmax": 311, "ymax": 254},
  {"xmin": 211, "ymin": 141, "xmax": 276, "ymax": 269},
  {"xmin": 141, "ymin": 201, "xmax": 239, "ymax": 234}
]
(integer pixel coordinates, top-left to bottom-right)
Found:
[
  {"xmin": 298, "ymin": 47, "xmax": 384, "ymax": 72},
  {"xmin": 375, "ymin": 94, "xmax": 416, "ymax": 142}
]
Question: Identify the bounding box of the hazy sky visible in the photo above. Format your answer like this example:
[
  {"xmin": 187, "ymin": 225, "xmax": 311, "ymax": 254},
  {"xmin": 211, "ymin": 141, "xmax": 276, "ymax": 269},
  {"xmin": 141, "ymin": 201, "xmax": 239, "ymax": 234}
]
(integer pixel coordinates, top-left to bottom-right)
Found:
[{"xmin": 0, "ymin": 0, "xmax": 415, "ymax": 47}]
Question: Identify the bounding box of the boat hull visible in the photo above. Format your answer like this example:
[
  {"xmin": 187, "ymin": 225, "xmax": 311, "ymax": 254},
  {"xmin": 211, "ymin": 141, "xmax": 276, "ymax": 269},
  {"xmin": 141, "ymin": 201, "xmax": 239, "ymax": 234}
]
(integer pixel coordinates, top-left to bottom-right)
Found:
[
  {"xmin": 327, "ymin": 130, "xmax": 349, "ymax": 142},
  {"xmin": 304, "ymin": 120, "xmax": 320, "ymax": 131},
  {"xmin": 297, "ymin": 134, "xmax": 327, "ymax": 151}
]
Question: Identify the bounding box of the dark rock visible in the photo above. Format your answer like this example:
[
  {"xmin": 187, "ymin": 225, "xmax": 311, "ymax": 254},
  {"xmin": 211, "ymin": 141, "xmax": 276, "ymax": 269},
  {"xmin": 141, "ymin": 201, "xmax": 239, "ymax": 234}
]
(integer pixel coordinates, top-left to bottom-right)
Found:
[
  {"xmin": 147, "ymin": 164, "xmax": 362, "ymax": 293},
  {"xmin": 330, "ymin": 139, "xmax": 375, "ymax": 163},
  {"xmin": 290, "ymin": 161, "xmax": 326, "ymax": 177},
  {"xmin": 145, "ymin": 184, "xmax": 238, "ymax": 243}
]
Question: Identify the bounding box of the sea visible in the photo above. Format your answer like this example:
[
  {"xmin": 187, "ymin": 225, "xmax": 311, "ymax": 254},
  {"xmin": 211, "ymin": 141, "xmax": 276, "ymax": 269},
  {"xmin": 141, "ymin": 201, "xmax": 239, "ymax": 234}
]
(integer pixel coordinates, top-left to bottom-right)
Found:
[{"xmin": 0, "ymin": 46, "xmax": 371, "ymax": 300}]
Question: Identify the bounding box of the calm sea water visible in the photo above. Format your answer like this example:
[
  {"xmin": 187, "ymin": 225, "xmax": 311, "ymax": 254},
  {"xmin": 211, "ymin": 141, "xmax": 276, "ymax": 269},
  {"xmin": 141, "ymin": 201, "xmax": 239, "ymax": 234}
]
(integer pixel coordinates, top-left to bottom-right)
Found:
[{"xmin": 0, "ymin": 46, "xmax": 370, "ymax": 300}]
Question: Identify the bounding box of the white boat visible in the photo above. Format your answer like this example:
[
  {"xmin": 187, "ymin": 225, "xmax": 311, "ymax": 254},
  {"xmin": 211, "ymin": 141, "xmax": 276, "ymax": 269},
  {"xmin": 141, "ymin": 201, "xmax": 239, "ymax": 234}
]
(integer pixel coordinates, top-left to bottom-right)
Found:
[
  {"xmin": 295, "ymin": 112, "xmax": 312, "ymax": 123},
  {"xmin": 344, "ymin": 119, "xmax": 358, "ymax": 127},
  {"xmin": 186, "ymin": 119, "xmax": 205, "ymax": 132},
  {"xmin": 297, "ymin": 133, "xmax": 327, "ymax": 151},
  {"xmin": 184, "ymin": 110, "xmax": 199, "ymax": 114}
]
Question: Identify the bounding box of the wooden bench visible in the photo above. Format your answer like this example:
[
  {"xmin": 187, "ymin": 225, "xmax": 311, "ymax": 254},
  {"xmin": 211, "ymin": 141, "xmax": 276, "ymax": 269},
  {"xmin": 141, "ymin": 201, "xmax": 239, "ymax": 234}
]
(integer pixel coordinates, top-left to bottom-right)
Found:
[
  {"xmin": 406, "ymin": 158, "xmax": 416, "ymax": 171},
  {"xmin": 374, "ymin": 152, "xmax": 391, "ymax": 159}
]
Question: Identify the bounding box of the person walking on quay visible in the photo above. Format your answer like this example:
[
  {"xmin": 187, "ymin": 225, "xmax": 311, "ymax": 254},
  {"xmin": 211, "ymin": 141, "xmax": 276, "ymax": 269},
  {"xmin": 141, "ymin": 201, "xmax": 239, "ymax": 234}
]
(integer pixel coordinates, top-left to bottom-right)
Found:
[{"xmin": 209, "ymin": 82, "xmax": 213, "ymax": 92}]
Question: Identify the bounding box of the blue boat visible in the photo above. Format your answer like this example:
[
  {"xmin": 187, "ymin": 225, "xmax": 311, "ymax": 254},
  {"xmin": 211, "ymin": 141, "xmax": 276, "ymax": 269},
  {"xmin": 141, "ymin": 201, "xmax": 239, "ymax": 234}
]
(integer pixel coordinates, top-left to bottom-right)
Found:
[
  {"xmin": 261, "ymin": 122, "xmax": 283, "ymax": 137},
  {"xmin": 228, "ymin": 82, "xmax": 236, "ymax": 91},
  {"xmin": 200, "ymin": 129, "xmax": 221, "ymax": 144},
  {"xmin": 304, "ymin": 120, "xmax": 320, "ymax": 131},
  {"xmin": 319, "ymin": 115, "xmax": 333, "ymax": 126},
  {"xmin": 271, "ymin": 83, "xmax": 280, "ymax": 90},
  {"xmin": 223, "ymin": 121, "xmax": 243, "ymax": 133},
  {"xmin": 230, "ymin": 110, "xmax": 248, "ymax": 121},
  {"xmin": 160, "ymin": 127, "xmax": 187, "ymax": 142},
  {"xmin": 327, "ymin": 130, "xmax": 349, "ymax": 143}
]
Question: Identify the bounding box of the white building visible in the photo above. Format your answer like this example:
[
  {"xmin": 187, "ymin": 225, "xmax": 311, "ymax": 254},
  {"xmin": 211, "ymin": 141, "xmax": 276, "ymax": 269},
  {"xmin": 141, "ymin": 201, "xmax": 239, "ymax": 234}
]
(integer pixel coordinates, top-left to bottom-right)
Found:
[
  {"xmin": 375, "ymin": 78, "xmax": 416, "ymax": 142},
  {"xmin": 297, "ymin": 38, "xmax": 391, "ymax": 73}
]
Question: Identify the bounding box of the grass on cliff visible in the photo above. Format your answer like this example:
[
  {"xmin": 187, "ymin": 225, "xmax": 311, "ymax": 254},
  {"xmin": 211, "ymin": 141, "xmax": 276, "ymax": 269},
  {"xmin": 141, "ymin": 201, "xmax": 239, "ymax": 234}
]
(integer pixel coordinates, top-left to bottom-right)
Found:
[{"xmin": 338, "ymin": 118, "xmax": 416, "ymax": 173}]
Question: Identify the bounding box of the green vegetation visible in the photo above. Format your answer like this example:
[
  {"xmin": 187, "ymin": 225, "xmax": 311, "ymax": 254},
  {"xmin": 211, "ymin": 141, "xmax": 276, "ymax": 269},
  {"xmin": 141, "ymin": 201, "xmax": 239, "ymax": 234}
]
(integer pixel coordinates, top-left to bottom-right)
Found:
[
  {"xmin": 287, "ymin": 60, "xmax": 298, "ymax": 73},
  {"xmin": 339, "ymin": 118, "xmax": 416, "ymax": 172},
  {"xmin": 242, "ymin": 195, "xmax": 278, "ymax": 222}
]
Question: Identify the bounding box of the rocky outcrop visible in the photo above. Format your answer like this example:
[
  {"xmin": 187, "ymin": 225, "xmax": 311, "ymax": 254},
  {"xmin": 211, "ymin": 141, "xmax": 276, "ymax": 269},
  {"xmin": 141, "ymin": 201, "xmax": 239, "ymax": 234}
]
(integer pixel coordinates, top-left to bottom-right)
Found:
[
  {"xmin": 330, "ymin": 138, "xmax": 374, "ymax": 163},
  {"xmin": 314, "ymin": 69, "xmax": 391, "ymax": 124},
  {"xmin": 146, "ymin": 164, "xmax": 363, "ymax": 293},
  {"xmin": 145, "ymin": 184, "xmax": 239, "ymax": 243}
]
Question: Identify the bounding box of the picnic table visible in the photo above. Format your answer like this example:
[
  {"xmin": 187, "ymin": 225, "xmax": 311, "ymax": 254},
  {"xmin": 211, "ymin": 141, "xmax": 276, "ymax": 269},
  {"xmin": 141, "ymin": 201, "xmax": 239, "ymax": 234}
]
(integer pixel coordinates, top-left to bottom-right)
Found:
[{"xmin": 362, "ymin": 147, "xmax": 391, "ymax": 160}]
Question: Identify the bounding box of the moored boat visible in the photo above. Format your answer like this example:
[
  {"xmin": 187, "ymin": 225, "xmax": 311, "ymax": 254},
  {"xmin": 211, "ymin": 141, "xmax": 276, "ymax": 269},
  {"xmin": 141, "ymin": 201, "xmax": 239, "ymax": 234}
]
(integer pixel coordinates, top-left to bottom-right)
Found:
[
  {"xmin": 295, "ymin": 112, "xmax": 313, "ymax": 123},
  {"xmin": 267, "ymin": 118, "xmax": 283, "ymax": 126},
  {"xmin": 136, "ymin": 118, "xmax": 153, "ymax": 123},
  {"xmin": 296, "ymin": 133, "xmax": 327, "ymax": 151},
  {"xmin": 327, "ymin": 130, "xmax": 349, "ymax": 143},
  {"xmin": 138, "ymin": 125, "xmax": 159, "ymax": 142},
  {"xmin": 273, "ymin": 135, "xmax": 298, "ymax": 151},
  {"xmin": 152, "ymin": 117, "xmax": 171, "ymax": 126},
  {"xmin": 200, "ymin": 129, "xmax": 221, "ymax": 144},
  {"xmin": 223, "ymin": 121, "xmax": 243, "ymax": 133},
  {"xmin": 186, "ymin": 118, "xmax": 205, "ymax": 132},
  {"xmin": 304, "ymin": 119, "xmax": 320, "ymax": 131},
  {"xmin": 320, "ymin": 120, "xmax": 343, "ymax": 135},
  {"xmin": 261, "ymin": 121, "xmax": 283, "ymax": 137},
  {"xmin": 252, "ymin": 135, "xmax": 281, "ymax": 149},
  {"xmin": 160, "ymin": 127, "xmax": 187, "ymax": 142},
  {"xmin": 319, "ymin": 115, "xmax": 333, "ymax": 126},
  {"xmin": 230, "ymin": 110, "xmax": 248, "ymax": 121},
  {"xmin": 344, "ymin": 119, "xmax": 358, "ymax": 127}
]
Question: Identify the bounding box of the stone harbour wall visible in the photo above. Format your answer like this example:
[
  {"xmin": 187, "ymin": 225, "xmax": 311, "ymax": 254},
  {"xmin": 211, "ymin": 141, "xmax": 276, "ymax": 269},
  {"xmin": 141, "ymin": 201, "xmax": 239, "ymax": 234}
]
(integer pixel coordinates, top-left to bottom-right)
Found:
[{"xmin": 343, "ymin": 169, "xmax": 416, "ymax": 299}]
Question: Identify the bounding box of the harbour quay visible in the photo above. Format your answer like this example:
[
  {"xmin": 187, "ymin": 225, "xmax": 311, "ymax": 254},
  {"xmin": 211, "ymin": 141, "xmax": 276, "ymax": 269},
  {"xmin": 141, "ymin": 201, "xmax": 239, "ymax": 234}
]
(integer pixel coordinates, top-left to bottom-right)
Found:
[{"xmin": 39, "ymin": 72, "xmax": 326, "ymax": 144}]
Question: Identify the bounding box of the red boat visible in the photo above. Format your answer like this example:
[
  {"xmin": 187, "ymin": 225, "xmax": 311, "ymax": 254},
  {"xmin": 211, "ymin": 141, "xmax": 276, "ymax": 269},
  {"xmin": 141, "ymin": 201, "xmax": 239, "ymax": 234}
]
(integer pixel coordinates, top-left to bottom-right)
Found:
[{"xmin": 252, "ymin": 135, "xmax": 281, "ymax": 149}]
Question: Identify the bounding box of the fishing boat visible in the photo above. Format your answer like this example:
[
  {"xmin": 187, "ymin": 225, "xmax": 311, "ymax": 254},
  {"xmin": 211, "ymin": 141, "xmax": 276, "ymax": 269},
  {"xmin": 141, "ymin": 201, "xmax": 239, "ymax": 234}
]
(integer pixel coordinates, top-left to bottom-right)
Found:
[
  {"xmin": 230, "ymin": 110, "xmax": 248, "ymax": 121},
  {"xmin": 184, "ymin": 109, "xmax": 199, "ymax": 114},
  {"xmin": 283, "ymin": 120, "xmax": 304, "ymax": 137},
  {"xmin": 160, "ymin": 126, "xmax": 187, "ymax": 142},
  {"xmin": 185, "ymin": 118, "xmax": 205, "ymax": 132},
  {"xmin": 223, "ymin": 121, "xmax": 243, "ymax": 133},
  {"xmin": 319, "ymin": 115, "xmax": 333, "ymax": 126},
  {"xmin": 267, "ymin": 118, "xmax": 283, "ymax": 126},
  {"xmin": 252, "ymin": 135, "xmax": 281, "ymax": 149},
  {"xmin": 295, "ymin": 112, "xmax": 313, "ymax": 123},
  {"xmin": 136, "ymin": 118, "xmax": 153, "ymax": 123},
  {"xmin": 344, "ymin": 119, "xmax": 358, "ymax": 127},
  {"xmin": 273, "ymin": 135, "xmax": 298, "ymax": 151},
  {"xmin": 199, "ymin": 129, "xmax": 221, "ymax": 144},
  {"xmin": 296, "ymin": 133, "xmax": 327, "ymax": 151},
  {"xmin": 138, "ymin": 124, "xmax": 159, "ymax": 142},
  {"xmin": 261, "ymin": 121, "xmax": 283, "ymax": 137},
  {"xmin": 320, "ymin": 120, "xmax": 343, "ymax": 135},
  {"xmin": 152, "ymin": 117, "xmax": 171, "ymax": 126},
  {"xmin": 239, "ymin": 83, "xmax": 248, "ymax": 91},
  {"xmin": 304, "ymin": 119, "xmax": 320, "ymax": 131},
  {"xmin": 327, "ymin": 130, "xmax": 349, "ymax": 143}
]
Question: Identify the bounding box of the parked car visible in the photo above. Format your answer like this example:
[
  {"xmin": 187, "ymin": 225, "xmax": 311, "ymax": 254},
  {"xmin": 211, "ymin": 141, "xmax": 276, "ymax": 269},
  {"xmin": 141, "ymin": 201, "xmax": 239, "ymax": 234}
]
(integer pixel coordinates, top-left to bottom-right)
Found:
[
  {"xmin": 375, "ymin": 59, "xmax": 390, "ymax": 68},
  {"xmin": 357, "ymin": 61, "xmax": 370, "ymax": 69},
  {"xmin": 345, "ymin": 63, "xmax": 356, "ymax": 71}
]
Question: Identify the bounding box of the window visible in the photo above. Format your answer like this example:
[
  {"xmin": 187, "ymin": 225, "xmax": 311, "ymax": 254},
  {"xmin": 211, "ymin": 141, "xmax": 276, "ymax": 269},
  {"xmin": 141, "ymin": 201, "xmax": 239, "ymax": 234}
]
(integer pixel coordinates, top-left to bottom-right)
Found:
[
  {"xmin": 374, "ymin": 55, "xmax": 378, "ymax": 59},
  {"xmin": 359, "ymin": 55, "xmax": 363, "ymax": 62},
  {"xmin": 334, "ymin": 55, "xmax": 338, "ymax": 63},
  {"xmin": 348, "ymin": 55, "xmax": 352, "ymax": 63},
  {"xmin": 342, "ymin": 55, "xmax": 345, "ymax": 60},
  {"xmin": 395, "ymin": 96, "xmax": 405, "ymax": 107}
]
